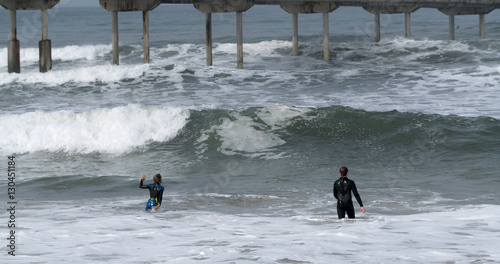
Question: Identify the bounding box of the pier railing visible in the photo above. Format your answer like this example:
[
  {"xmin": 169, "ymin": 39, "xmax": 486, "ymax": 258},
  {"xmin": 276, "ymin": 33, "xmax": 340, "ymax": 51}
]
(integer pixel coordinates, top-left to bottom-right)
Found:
[{"xmin": 2, "ymin": 0, "xmax": 499, "ymax": 72}]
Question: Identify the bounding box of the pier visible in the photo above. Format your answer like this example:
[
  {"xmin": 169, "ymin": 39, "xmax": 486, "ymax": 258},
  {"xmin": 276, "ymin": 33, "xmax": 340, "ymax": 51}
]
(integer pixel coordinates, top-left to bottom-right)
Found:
[
  {"xmin": 0, "ymin": 0, "xmax": 60, "ymax": 73},
  {"xmin": 2, "ymin": 0, "xmax": 500, "ymax": 72}
]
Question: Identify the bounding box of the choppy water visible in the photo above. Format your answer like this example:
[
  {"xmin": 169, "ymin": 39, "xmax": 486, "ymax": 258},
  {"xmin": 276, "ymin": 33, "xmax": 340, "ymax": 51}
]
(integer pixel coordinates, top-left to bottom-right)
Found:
[{"xmin": 1, "ymin": 4, "xmax": 499, "ymax": 263}]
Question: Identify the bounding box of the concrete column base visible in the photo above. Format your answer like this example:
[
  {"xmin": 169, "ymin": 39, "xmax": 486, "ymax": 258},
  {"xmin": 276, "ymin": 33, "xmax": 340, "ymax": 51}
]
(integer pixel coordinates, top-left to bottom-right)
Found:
[
  {"xmin": 112, "ymin": 11, "xmax": 119, "ymax": 65},
  {"xmin": 143, "ymin": 11, "xmax": 150, "ymax": 64},
  {"xmin": 39, "ymin": 39, "xmax": 52, "ymax": 72},
  {"xmin": 323, "ymin": 12, "xmax": 329, "ymax": 61},
  {"xmin": 449, "ymin": 15, "xmax": 455, "ymax": 40},
  {"xmin": 479, "ymin": 14, "xmax": 485, "ymax": 39},
  {"xmin": 405, "ymin": 12, "xmax": 411, "ymax": 39},
  {"xmin": 206, "ymin": 13, "xmax": 213, "ymax": 66},
  {"xmin": 7, "ymin": 39, "xmax": 20, "ymax": 73},
  {"xmin": 237, "ymin": 12, "xmax": 243, "ymax": 69},
  {"xmin": 374, "ymin": 13, "xmax": 381, "ymax": 42}
]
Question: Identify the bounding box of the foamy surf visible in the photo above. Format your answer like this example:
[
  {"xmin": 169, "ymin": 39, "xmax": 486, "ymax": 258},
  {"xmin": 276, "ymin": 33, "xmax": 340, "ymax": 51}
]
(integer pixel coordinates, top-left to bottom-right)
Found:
[
  {"xmin": 5, "ymin": 201, "xmax": 499, "ymax": 263},
  {"xmin": 196, "ymin": 105, "xmax": 311, "ymax": 158},
  {"xmin": 0, "ymin": 104, "xmax": 190, "ymax": 155},
  {"xmin": 0, "ymin": 45, "xmax": 111, "ymax": 67},
  {"xmin": 2, "ymin": 40, "xmax": 500, "ymax": 118}
]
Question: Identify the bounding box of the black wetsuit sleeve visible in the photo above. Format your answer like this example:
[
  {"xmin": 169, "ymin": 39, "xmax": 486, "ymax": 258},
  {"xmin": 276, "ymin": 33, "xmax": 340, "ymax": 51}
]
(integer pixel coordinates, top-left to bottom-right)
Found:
[
  {"xmin": 139, "ymin": 179, "xmax": 149, "ymax": 189},
  {"xmin": 333, "ymin": 181, "xmax": 338, "ymax": 200},
  {"xmin": 157, "ymin": 188, "xmax": 164, "ymax": 206},
  {"xmin": 351, "ymin": 181, "xmax": 364, "ymax": 207}
]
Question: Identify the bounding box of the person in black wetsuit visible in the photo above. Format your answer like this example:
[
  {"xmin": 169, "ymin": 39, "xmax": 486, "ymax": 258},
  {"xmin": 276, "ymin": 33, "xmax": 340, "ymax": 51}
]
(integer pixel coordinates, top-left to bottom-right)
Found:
[
  {"xmin": 333, "ymin": 166, "xmax": 365, "ymax": 219},
  {"xmin": 140, "ymin": 173, "xmax": 164, "ymax": 211}
]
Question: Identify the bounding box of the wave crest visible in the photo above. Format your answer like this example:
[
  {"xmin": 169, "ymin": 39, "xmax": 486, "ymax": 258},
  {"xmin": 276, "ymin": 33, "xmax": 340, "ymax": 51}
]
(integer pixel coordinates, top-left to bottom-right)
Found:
[{"xmin": 0, "ymin": 104, "xmax": 190, "ymax": 155}]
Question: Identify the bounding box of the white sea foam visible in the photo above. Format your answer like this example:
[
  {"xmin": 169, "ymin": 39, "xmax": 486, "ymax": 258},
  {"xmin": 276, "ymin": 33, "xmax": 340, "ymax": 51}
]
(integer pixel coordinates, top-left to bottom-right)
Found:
[
  {"xmin": 216, "ymin": 40, "xmax": 290, "ymax": 57},
  {"xmin": 0, "ymin": 64, "xmax": 149, "ymax": 86},
  {"xmin": 0, "ymin": 104, "xmax": 190, "ymax": 155},
  {"xmin": 0, "ymin": 44, "xmax": 147, "ymax": 85},
  {"xmin": 0, "ymin": 45, "xmax": 111, "ymax": 67},
  {"xmin": 2, "ymin": 40, "xmax": 500, "ymax": 118},
  {"xmin": 5, "ymin": 201, "xmax": 499, "ymax": 263},
  {"xmin": 196, "ymin": 105, "xmax": 311, "ymax": 158},
  {"xmin": 53, "ymin": 44, "xmax": 112, "ymax": 61},
  {"xmin": 212, "ymin": 113, "xmax": 286, "ymax": 157},
  {"xmin": 255, "ymin": 105, "xmax": 312, "ymax": 130},
  {"xmin": 172, "ymin": 40, "xmax": 500, "ymax": 118}
]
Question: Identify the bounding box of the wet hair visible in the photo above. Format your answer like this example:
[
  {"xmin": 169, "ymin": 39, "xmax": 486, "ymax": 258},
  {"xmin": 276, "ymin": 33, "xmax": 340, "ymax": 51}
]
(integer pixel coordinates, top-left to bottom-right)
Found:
[
  {"xmin": 153, "ymin": 173, "xmax": 162, "ymax": 184},
  {"xmin": 339, "ymin": 166, "xmax": 348, "ymax": 177}
]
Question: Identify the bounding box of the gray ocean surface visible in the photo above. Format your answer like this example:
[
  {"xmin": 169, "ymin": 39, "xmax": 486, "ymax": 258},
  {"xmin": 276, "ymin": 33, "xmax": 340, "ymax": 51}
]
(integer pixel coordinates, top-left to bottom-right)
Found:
[{"xmin": 0, "ymin": 4, "xmax": 499, "ymax": 263}]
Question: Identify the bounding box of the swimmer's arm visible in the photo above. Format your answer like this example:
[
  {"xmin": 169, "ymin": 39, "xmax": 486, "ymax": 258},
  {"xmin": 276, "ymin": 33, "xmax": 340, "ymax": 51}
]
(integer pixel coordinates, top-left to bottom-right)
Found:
[
  {"xmin": 351, "ymin": 181, "xmax": 364, "ymax": 211},
  {"xmin": 139, "ymin": 175, "xmax": 149, "ymax": 189}
]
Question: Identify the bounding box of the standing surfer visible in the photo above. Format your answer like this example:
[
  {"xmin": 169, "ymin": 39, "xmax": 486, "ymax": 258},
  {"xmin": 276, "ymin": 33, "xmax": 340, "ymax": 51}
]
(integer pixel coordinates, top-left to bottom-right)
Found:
[
  {"xmin": 333, "ymin": 166, "xmax": 365, "ymax": 219},
  {"xmin": 140, "ymin": 174, "xmax": 164, "ymax": 211}
]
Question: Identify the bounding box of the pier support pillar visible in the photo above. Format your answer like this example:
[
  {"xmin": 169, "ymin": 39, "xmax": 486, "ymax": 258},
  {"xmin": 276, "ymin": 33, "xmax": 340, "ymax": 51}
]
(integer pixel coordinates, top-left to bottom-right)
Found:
[
  {"xmin": 1, "ymin": 0, "xmax": 60, "ymax": 73},
  {"xmin": 439, "ymin": 7, "xmax": 494, "ymax": 40},
  {"xmin": 112, "ymin": 11, "xmax": 119, "ymax": 65},
  {"xmin": 323, "ymin": 12, "xmax": 329, "ymax": 61},
  {"xmin": 449, "ymin": 15, "xmax": 455, "ymax": 40},
  {"xmin": 281, "ymin": 3, "xmax": 338, "ymax": 58},
  {"xmin": 479, "ymin": 14, "xmax": 485, "ymax": 39},
  {"xmin": 194, "ymin": 0, "xmax": 254, "ymax": 68},
  {"xmin": 99, "ymin": 0, "xmax": 160, "ymax": 65},
  {"xmin": 7, "ymin": 10, "xmax": 20, "ymax": 73},
  {"xmin": 237, "ymin": 12, "xmax": 243, "ymax": 69},
  {"xmin": 364, "ymin": 5, "xmax": 419, "ymax": 42},
  {"xmin": 39, "ymin": 40, "xmax": 52, "ymax": 72},
  {"xmin": 206, "ymin": 13, "xmax": 212, "ymax": 66},
  {"xmin": 405, "ymin": 12, "xmax": 411, "ymax": 39},
  {"xmin": 143, "ymin": 11, "xmax": 150, "ymax": 63},
  {"xmin": 374, "ymin": 13, "xmax": 381, "ymax": 42},
  {"xmin": 39, "ymin": 9, "xmax": 51, "ymax": 72},
  {"xmin": 8, "ymin": 40, "xmax": 20, "ymax": 74},
  {"xmin": 292, "ymin": 13, "xmax": 298, "ymax": 56}
]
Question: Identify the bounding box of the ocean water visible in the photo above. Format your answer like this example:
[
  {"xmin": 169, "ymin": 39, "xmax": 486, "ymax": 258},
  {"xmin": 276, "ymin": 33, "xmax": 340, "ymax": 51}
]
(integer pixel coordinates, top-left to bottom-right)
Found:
[{"xmin": 1, "ymin": 4, "xmax": 500, "ymax": 263}]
